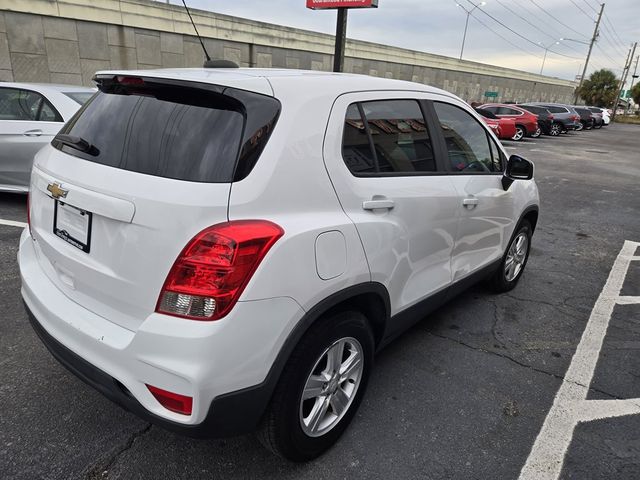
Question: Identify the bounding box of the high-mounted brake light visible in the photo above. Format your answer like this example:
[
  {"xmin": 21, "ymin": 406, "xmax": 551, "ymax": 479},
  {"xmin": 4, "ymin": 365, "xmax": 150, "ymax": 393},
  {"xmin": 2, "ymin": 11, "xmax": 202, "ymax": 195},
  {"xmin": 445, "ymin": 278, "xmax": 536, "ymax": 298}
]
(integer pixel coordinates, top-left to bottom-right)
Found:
[
  {"xmin": 146, "ymin": 385, "xmax": 192, "ymax": 415},
  {"xmin": 116, "ymin": 76, "xmax": 145, "ymax": 86},
  {"xmin": 156, "ymin": 220, "xmax": 284, "ymax": 321}
]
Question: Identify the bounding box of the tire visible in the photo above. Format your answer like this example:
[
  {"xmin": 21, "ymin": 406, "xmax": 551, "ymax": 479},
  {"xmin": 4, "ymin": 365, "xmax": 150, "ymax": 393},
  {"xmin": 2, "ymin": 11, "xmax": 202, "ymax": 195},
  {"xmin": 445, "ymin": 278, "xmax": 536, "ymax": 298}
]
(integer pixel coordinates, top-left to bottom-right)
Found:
[
  {"xmin": 595, "ymin": 121, "xmax": 602, "ymax": 129},
  {"xmin": 549, "ymin": 123, "xmax": 561, "ymax": 136},
  {"xmin": 576, "ymin": 122, "xmax": 584, "ymax": 131},
  {"xmin": 488, "ymin": 220, "xmax": 532, "ymax": 293},
  {"xmin": 511, "ymin": 125, "xmax": 525, "ymax": 141},
  {"xmin": 258, "ymin": 311, "xmax": 374, "ymax": 461},
  {"xmin": 531, "ymin": 126, "xmax": 542, "ymax": 138}
]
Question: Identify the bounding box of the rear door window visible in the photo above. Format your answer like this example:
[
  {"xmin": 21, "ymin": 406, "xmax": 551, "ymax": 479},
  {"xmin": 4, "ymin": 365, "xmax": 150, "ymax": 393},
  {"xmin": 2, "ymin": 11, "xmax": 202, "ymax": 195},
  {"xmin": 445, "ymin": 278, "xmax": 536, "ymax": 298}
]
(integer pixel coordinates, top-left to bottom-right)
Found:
[
  {"xmin": 53, "ymin": 78, "xmax": 280, "ymax": 183},
  {"xmin": 0, "ymin": 88, "xmax": 62, "ymax": 122},
  {"xmin": 342, "ymin": 99, "xmax": 437, "ymax": 175},
  {"xmin": 497, "ymin": 107, "xmax": 521, "ymax": 115}
]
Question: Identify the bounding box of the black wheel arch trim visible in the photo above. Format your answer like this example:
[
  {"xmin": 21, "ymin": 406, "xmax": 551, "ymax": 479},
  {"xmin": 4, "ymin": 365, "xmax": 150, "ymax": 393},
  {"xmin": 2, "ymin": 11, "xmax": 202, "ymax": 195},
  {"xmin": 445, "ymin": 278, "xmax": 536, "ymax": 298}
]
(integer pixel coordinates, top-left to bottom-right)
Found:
[{"xmin": 518, "ymin": 205, "xmax": 539, "ymax": 232}]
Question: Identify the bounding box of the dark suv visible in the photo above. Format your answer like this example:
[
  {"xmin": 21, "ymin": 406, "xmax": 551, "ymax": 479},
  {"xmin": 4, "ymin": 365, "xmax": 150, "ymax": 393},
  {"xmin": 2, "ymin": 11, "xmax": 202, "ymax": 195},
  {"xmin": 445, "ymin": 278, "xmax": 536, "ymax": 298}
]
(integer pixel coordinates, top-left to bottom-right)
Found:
[
  {"xmin": 519, "ymin": 105, "xmax": 558, "ymax": 136},
  {"xmin": 574, "ymin": 107, "xmax": 596, "ymax": 130},
  {"xmin": 521, "ymin": 103, "xmax": 581, "ymax": 133}
]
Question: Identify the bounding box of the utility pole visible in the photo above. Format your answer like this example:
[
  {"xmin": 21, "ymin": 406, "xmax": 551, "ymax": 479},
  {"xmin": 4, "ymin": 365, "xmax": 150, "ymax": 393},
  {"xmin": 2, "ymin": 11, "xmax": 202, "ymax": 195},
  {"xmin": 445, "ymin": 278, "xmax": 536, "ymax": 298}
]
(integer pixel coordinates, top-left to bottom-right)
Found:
[
  {"xmin": 625, "ymin": 55, "xmax": 639, "ymax": 115},
  {"xmin": 612, "ymin": 42, "xmax": 637, "ymax": 122},
  {"xmin": 333, "ymin": 8, "xmax": 348, "ymax": 72},
  {"xmin": 574, "ymin": 2, "xmax": 605, "ymax": 104}
]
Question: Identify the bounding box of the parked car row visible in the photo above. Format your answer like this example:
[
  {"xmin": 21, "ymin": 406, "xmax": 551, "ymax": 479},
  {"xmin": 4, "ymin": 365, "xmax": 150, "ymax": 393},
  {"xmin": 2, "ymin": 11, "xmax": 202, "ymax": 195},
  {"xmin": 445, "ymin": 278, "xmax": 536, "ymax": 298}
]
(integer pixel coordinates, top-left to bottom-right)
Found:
[{"xmin": 474, "ymin": 102, "xmax": 611, "ymax": 142}]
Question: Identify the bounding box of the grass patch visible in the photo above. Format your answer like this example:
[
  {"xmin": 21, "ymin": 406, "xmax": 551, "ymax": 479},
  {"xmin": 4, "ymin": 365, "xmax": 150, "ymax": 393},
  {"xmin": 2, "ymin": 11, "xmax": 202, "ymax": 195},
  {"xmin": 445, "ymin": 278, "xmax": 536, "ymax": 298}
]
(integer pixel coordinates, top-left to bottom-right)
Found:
[{"xmin": 613, "ymin": 115, "xmax": 640, "ymax": 125}]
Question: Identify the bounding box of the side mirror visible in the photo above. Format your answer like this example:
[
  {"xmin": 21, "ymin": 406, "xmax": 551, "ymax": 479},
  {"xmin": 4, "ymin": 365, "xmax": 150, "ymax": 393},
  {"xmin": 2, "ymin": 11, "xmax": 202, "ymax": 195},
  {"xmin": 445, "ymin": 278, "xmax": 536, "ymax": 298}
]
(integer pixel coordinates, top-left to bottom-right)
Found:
[{"xmin": 502, "ymin": 154, "xmax": 534, "ymax": 190}]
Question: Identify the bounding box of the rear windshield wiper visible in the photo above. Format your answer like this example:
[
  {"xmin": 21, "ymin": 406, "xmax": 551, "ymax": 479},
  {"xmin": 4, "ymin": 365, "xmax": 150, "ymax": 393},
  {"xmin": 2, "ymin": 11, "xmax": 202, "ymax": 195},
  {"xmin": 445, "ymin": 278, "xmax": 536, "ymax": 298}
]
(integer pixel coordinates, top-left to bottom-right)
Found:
[{"xmin": 53, "ymin": 134, "xmax": 100, "ymax": 157}]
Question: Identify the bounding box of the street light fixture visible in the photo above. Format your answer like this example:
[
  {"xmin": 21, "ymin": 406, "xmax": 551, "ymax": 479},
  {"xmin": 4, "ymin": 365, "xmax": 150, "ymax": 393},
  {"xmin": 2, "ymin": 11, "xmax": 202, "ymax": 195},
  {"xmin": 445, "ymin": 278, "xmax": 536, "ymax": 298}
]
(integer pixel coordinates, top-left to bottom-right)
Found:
[
  {"xmin": 539, "ymin": 38, "xmax": 563, "ymax": 75},
  {"xmin": 457, "ymin": 1, "xmax": 486, "ymax": 61}
]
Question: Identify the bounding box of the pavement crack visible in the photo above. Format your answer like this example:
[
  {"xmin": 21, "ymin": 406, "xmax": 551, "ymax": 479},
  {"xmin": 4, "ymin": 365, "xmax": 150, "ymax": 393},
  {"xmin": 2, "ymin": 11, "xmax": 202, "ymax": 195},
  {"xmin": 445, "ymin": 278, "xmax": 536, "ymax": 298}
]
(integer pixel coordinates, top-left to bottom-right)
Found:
[
  {"xmin": 426, "ymin": 330, "xmax": 622, "ymax": 401},
  {"xmin": 85, "ymin": 423, "xmax": 152, "ymax": 479}
]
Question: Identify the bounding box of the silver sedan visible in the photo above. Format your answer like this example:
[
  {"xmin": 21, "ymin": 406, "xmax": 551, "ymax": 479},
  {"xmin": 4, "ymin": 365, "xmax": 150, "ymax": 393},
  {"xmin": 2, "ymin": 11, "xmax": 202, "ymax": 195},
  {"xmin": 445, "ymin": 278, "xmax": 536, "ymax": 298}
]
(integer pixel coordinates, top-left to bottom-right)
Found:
[{"xmin": 0, "ymin": 83, "xmax": 95, "ymax": 193}]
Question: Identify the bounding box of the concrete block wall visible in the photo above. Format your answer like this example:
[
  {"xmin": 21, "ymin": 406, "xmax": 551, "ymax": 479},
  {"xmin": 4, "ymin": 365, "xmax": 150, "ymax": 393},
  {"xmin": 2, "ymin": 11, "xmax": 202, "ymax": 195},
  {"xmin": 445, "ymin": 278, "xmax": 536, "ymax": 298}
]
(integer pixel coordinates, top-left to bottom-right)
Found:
[{"xmin": 0, "ymin": 1, "xmax": 577, "ymax": 104}]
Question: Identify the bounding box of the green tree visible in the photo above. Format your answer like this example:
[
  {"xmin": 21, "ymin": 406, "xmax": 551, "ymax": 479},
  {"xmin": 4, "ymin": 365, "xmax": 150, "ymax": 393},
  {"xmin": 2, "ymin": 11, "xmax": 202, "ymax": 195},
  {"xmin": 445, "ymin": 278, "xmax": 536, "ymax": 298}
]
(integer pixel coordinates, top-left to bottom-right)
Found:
[
  {"xmin": 632, "ymin": 82, "xmax": 640, "ymax": 106},
  {"xmin": 577, "ymin": 69, "xmax": 619, "ymax": 107}
]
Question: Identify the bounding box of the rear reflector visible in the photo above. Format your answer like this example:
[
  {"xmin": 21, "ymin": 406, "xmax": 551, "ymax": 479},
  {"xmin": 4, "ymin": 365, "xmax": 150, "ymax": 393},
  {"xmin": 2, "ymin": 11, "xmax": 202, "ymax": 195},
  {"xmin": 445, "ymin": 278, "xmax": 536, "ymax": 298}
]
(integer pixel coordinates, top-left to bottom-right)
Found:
[
  {"xmin": 156, "ymin": 220, "xmax": 284, "ymax": 321},
  {"xmin": 146, "ymin": 385, "xmax": 193, "ymax": 415}
]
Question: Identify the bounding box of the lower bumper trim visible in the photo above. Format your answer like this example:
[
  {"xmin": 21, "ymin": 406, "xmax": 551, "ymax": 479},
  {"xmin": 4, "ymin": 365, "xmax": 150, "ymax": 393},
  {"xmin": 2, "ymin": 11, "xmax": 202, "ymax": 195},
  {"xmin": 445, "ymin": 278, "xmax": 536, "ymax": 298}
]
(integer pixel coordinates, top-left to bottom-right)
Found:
[{"xmin": 24, "ymin": 301, "xmax": 271, "ymax": 438}]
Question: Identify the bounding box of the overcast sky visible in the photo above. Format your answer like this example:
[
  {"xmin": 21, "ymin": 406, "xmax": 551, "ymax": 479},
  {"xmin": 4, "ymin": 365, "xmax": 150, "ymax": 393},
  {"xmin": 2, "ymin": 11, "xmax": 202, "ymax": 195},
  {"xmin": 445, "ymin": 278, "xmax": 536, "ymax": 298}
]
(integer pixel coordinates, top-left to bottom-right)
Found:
[{"xmin": 166, "ymin": 0, "xmax": 638, "ymax": 82}]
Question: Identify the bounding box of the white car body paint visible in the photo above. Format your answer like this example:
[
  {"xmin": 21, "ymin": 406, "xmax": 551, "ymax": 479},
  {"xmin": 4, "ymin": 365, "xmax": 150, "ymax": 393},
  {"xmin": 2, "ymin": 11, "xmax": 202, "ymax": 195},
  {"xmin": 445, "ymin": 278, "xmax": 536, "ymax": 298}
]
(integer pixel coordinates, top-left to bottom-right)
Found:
[{"xmin": 19, "ymin": 68, "xmax": 539, "ymax": 431}]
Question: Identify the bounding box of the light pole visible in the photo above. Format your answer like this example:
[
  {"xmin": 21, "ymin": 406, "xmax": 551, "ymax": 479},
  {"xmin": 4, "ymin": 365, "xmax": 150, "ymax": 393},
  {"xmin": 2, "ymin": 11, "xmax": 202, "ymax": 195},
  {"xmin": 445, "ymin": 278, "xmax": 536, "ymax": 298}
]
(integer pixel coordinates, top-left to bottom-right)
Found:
[
  {"xmin": 457, "ymin": 1, "xmax": 486, "ymax": 61},
  {"xmin": 539, "ymin": 39, "xmax": 563, "ymax": 75}
]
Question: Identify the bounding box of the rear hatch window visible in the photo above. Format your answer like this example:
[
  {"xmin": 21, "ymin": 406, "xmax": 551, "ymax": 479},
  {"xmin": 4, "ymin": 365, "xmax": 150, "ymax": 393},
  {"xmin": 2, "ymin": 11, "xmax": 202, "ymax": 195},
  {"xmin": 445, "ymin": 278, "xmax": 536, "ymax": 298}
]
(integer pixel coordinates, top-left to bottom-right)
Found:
[{"xmin": 53, "ymin": 75, "xmax": 280, "ymax": 183}]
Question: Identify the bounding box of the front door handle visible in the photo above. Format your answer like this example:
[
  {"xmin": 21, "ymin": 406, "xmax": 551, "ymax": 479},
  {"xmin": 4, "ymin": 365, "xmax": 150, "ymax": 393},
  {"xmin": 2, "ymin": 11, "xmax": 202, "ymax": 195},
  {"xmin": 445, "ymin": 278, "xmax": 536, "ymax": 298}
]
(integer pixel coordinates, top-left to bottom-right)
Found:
[
  {"xmin": 463, "ymin": 197, "xmax": 479, "ymax": 208},
  {"xmin": 23, "ymin": 129, "xmax": 43, "ymax": 137},
  {"xmin": 362, "ymin": 198, "xmax": 395, "ymax": 210}
]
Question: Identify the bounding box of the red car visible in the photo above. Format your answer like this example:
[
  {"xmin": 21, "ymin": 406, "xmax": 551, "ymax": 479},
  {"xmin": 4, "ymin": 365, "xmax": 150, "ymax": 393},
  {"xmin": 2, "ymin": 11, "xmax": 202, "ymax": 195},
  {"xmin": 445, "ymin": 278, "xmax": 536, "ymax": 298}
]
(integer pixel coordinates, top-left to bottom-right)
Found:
[
  {"xmin": 475, "ymin": 108, "xmax": 517, "ymax": 140},
  {"xmin": 478, "ymin": 103, "xmax": 539, "ymax": 141}
]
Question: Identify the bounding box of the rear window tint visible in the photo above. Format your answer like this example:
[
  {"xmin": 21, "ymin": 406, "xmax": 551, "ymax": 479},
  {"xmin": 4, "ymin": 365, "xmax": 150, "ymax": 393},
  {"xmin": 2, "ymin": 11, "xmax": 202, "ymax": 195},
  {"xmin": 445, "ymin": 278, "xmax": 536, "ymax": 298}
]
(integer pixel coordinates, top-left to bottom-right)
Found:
[
  {"xmin": 63, "ymin": 91, "xmax": 95, "ymax": 105},
  {"xmin": 544, "ymin": 106, "xmax": 568, "ymax": 114},
  {"xmin": 53, "ymin": 79, "xmax": 279, "ymax": 183}
]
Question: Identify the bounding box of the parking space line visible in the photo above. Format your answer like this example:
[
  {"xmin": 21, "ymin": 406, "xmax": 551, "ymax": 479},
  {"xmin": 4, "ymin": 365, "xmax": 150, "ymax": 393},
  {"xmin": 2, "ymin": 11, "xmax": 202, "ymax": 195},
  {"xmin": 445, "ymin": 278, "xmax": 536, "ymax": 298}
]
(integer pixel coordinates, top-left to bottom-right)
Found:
[
  {"xmin": 0, "ymin": 218, "xmax": 27, "ymax": 228},
  {"xmin": 519, "ymin": 240, "xmax": 640, "ymax": 480},
  {"xmin": 577, "ymin": 399, "xmax": 640, "ymax": 422},
  {"xmin": 618, "ymin": 296, "xmax": 640, "ymax": 305}
]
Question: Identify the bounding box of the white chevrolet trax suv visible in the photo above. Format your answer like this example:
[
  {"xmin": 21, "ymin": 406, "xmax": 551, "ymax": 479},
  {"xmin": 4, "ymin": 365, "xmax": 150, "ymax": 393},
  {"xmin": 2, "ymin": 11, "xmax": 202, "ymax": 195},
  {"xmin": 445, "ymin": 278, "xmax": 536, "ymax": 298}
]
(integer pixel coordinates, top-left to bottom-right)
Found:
[{"xmin": 19, "ymin": 68, "xmax": 539, "ymax": 461}]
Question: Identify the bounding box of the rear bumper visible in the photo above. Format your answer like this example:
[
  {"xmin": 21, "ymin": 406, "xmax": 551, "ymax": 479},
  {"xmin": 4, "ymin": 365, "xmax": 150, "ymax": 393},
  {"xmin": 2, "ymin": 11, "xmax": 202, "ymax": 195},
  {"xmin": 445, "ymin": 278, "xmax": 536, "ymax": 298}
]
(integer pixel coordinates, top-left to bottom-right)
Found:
[{"xmin": 19, "ymin": 230, "xmax": 305, "ymax": 437}]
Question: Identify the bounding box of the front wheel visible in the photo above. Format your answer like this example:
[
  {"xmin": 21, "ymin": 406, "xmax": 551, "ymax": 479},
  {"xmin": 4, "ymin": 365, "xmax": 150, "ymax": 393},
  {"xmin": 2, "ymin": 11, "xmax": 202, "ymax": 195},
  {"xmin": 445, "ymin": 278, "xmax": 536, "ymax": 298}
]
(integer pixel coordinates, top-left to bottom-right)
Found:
[
  {"xmin": 511, "ymin": 125, "xmax": 525, "ymax": 141},
  {"xmin": 488, "ymin": 220, "xmax": 532, "ymax": 293},
  {"xmin": 258, "ymin": 311, "xmax": 374, "ymax": 461}
]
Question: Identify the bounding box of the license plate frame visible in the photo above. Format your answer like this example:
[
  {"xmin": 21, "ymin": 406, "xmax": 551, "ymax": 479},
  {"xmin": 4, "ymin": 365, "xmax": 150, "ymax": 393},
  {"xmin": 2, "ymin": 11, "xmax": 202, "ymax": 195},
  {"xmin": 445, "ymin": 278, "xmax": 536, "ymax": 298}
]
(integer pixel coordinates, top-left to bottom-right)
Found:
[{"xmin": 53, "ymin": 200, "xmax": 92, "ymax": 253}]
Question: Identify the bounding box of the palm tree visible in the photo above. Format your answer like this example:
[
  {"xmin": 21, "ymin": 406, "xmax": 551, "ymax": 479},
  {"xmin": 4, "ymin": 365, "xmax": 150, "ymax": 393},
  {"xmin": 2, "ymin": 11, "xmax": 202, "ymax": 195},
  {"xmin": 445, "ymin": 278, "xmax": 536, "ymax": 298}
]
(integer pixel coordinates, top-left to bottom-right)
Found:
[{"xmin": 577, "ymin": 69, "xmax": 619, "ymax": 107}]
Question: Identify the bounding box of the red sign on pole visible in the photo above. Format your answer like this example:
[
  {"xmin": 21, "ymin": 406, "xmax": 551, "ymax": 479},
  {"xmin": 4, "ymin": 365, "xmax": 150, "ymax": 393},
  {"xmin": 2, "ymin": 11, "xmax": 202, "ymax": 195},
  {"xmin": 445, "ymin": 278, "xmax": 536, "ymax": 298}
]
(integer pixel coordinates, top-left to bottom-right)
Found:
[{"xmin": 306, "ymin": 0, "xmax": 378, "ymax": 9}]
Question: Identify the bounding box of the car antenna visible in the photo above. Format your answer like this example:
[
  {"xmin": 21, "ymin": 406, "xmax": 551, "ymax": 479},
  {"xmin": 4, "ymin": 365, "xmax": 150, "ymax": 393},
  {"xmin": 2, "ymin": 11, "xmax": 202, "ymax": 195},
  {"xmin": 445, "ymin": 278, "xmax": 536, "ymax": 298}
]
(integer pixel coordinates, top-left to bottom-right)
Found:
[{"xmin": 180, "ymin": 0, "xmax": 238, "ymax": 68}]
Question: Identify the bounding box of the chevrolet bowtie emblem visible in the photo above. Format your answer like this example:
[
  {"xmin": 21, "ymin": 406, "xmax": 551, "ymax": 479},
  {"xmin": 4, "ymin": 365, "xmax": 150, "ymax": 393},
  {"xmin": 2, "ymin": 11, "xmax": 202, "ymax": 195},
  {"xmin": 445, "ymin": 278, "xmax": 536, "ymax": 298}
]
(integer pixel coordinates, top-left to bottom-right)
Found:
[{"xmin": 47, "ymin": 182, "xmax": 68, "ymax": 199}]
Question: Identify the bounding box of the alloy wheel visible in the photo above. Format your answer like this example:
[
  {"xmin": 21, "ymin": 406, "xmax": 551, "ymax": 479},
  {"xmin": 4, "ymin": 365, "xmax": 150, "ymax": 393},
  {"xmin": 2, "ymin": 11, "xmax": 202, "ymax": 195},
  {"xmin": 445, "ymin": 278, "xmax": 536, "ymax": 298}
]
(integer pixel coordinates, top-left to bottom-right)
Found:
[
  {"xmin": 504, "ymin": 232, "xmax": 529, "ymax": 282},
  {"xmin": 299, "ymin": 337, "xmax": 364, "ymax": 438},
  {"xmin": 512, "ymin": 127, "xmax": 525, "ymax": 141}
]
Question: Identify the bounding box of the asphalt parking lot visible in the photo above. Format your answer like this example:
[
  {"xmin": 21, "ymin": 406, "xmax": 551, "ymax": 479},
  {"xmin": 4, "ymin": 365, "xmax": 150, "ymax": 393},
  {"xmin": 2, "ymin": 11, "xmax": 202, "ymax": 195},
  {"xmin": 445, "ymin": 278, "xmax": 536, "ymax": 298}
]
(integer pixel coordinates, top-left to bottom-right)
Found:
[{"xmin": 1, "ymin": 123, "xmax": 639, "ymax": 479}]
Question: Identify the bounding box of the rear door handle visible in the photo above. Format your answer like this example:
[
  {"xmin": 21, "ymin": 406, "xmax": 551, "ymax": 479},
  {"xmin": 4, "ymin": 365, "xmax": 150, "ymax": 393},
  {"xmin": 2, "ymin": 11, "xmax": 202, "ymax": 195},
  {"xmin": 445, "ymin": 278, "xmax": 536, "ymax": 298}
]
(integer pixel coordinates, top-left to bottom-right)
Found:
[
  {"xmin": 23, "ymin": 129, "xmax": 43, "ymax": 137},
  {"xmin": 462, "ymin": 197, "xmax": 479, "ymax": 208},
  {"xmin": 362, "ymin": 199, "xmax": 395, "ymax": 210}
]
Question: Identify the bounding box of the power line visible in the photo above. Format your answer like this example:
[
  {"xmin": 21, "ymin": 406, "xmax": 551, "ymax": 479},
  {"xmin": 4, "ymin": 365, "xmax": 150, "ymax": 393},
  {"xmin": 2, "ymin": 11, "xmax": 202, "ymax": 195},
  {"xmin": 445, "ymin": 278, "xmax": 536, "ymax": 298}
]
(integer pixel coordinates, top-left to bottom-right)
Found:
[
  {"xmin": 582, "ymin": 0, "xmax": 600, "ymax": 15},
  {"xmin": 599, "ymin": 29, "xmax": 630, "ymax": 59},
  {"xmin": 493, "ymin": 0, "xmax": 557, "ymax": 43},
  {"xmin": 528, "ymin": 0, "xmax": 590, "ymax": 41},
  {"xmin": 450, "ymin": 0, "xmax": 544, "ymax": 60},
  {"xmin": 568, "ymin": 0, "xmax": 595, "ymax": 21},
  {"xmin": 465, "ymin": 0, "xmax": 582, "ymax": 60},
  {"xmin": 602, "ymin": 13, "xmax": 628, "ymax": 48}
]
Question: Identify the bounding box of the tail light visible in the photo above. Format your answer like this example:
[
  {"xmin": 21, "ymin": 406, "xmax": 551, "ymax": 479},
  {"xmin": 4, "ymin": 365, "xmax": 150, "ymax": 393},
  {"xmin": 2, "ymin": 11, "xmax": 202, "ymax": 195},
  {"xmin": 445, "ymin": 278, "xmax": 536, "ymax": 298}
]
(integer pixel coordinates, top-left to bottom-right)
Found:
[
  {"xmin": 146, "ymin": 385, "xmax": 192, "ymax": 415},
  {"xmin": 156, "ymin": 220, "xmax": 284, "ymax": 321}
]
